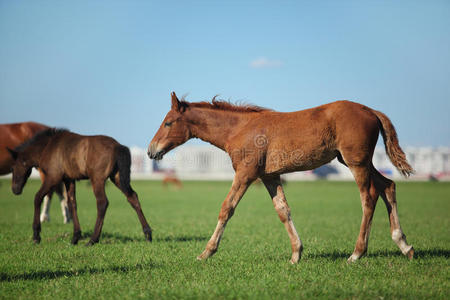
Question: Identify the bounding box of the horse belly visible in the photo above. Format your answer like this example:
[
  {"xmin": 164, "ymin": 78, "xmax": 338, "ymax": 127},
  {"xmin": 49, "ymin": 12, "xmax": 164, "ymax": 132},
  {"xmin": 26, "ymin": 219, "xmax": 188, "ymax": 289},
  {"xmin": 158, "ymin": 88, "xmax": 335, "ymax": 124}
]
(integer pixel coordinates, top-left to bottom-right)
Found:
[{"xmin": 264, "ymin": 147, "xmax": 337, "ymax": 174}]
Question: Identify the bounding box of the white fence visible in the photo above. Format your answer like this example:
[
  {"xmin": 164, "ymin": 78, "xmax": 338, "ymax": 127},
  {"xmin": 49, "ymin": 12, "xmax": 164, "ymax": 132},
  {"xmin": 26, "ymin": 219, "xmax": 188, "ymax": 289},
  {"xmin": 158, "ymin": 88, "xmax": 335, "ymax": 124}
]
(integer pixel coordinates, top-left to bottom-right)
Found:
[{"xmin": 131, "ymin": 145, "xmax": 450, "ymax": 181}]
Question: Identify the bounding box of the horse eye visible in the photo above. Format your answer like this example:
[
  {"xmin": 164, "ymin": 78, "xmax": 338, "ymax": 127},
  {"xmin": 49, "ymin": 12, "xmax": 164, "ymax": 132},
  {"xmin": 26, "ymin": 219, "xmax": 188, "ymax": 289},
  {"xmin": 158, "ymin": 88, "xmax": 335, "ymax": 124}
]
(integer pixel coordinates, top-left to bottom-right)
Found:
[{"xmin": 164, "ymin": 121, "xmax": 173, "ymax": 127}]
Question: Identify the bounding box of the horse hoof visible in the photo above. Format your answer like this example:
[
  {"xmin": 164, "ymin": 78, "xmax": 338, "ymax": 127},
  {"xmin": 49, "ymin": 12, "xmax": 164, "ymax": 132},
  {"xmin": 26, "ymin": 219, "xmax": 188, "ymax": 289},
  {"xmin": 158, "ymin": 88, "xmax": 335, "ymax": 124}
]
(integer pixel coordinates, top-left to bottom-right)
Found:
[
  {"xmin": 85, "ymin": 240, "xmax": 95, "ymax": 246},
  {"xmin": 197, "ymin": 249, "xmax": 215, "ymax": 260},
  {"xmin": 289, "ymin": 258, "xmax": 299, "ymax": 264},
  {"xmin": 144, "ymin": 228, "xmax": 152, "ymax": 242},
  {"xmin": 290, "ymin": 252, "xmax": 300, "ymax": 264},
  {"xmin": 407, "ymin": 247, "xmax": 415, "ymax": 260},
  {"xmin": 196, "ymin": 252, "xmax": 208, "ymax": 260},
  {"xmin": 33, "ymin": 238, "xmax": 41, "ymax": 244},
  {"xmin": 71, "ymin": 231, "xmax": 81, "ymax": 245},
  {"xmin": 347, "ymin": 255, "xmax": 358, "ymax": 264}
]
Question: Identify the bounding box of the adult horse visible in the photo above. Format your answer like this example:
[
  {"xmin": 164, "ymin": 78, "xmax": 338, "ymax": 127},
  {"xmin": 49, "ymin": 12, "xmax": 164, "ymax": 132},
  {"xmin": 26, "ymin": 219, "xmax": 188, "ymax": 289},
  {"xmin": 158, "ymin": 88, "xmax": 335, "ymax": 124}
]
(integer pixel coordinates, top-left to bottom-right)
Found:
[
  {"xmin": 8, "ymin": 128, "xmax": 152, "ymax": 245},
  {"xmin": 0, "ymin": 122, "xmax": 70, "ymax": 223},
  {"xmin": 148, "ymin": 92, "xmax": 414, "ymax": 264}
]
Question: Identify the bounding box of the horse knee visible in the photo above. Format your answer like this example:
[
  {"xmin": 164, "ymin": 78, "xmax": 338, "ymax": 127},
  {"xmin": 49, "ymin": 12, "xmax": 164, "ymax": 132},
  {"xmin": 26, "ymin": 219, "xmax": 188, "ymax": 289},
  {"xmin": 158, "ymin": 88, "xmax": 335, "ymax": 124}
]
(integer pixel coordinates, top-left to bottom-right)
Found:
[
  {"xmin": 362, "ymin": 197, "xmax": 376, "ymax": 210},
  {"xmin": 219, "ymin": 206, "xmax": 234, "ymax": 221}
]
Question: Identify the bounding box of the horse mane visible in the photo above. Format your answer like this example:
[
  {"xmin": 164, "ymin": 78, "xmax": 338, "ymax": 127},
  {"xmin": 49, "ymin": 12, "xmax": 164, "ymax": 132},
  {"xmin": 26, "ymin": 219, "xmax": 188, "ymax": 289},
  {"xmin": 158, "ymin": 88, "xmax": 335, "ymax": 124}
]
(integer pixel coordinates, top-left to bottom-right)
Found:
[
  {"xmin": 15, "ymin": 128, "xmax": 68, "ymax": 152},
  {"xmin": 180, "ymin": 95, "xmax": 271, "ymax": 113}
]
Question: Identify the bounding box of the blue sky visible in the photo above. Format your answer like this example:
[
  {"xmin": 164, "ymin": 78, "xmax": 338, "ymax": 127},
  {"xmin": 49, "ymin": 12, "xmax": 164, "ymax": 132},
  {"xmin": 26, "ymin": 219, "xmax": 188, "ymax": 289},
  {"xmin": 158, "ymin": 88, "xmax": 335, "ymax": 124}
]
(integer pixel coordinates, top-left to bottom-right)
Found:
[{"xmin": 1, "ymin": 1, "xmax": 449, "ymax": 148}]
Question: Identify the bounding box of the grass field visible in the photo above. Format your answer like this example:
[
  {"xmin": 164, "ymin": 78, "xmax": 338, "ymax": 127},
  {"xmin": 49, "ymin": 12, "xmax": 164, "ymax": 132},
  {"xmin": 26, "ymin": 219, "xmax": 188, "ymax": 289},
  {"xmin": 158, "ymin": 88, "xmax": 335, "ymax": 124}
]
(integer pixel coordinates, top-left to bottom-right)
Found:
[{"xmin": 0, "ymin": 179, "xmax": 449, "ymax": 299}]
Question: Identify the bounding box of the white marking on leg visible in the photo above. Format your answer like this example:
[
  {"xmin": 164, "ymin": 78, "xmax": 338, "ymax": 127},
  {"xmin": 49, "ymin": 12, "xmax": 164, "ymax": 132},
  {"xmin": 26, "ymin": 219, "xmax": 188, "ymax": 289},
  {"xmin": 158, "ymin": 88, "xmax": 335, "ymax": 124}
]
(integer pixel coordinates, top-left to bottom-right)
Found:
[
  {"xmin": 287, "ymin": 219, "xmax": 302, "ymax": 263},
  {"xmin": 197, "ymin": 220, "xmax": 226, "ymax": 260},
  {"xmin": 40, "ymin": 195, "xmax": 50, "ymax": 222},
  {"xmin": 392, "ymin": 228, "xmax": 413, "ymax": 254},
  {"xmin": 209, "ymin": 220, "xmax": 226, "ymax": 248}
]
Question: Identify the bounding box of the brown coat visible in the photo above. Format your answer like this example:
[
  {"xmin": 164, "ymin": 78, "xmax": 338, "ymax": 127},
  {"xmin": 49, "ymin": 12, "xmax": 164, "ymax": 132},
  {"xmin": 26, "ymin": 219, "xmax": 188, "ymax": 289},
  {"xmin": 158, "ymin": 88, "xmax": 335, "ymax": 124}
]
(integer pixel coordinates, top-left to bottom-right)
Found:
[{"xmin": 148, "ymin": 92, "xmax": 414, "ymax": 263}]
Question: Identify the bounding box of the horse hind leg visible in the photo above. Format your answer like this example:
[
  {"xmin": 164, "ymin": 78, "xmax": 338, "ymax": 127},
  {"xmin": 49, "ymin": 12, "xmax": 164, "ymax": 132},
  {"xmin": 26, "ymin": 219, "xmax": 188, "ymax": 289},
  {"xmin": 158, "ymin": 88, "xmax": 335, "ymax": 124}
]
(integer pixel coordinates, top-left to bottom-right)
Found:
[
  {"xmin": 110, "ymin": 172, "xmax": 152, "ymax": 242},
  {"xmin": 87, "ymin": 180, "xmax": 109, "ymax": 246},
  {"xmin": 33, "ymin": 182, "xmax": 57, "ymax": 243},
  {"xmin": 64, "ymin": 180, "xmax": 81, "ymax": 245},
  {"xmin": 371, "ymin": 167, "xmax": 414, "ymax": 259},
  {"xmin": 348, "ymin": 165, "xmax": 379, "ymax": 263}
]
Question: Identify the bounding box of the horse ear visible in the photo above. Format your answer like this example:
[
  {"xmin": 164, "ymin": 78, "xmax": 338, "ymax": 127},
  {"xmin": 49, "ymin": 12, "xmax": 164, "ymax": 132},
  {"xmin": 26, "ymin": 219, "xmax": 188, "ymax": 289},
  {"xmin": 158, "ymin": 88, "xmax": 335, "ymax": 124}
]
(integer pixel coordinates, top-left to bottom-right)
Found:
[
  {"xmin": 7, "ymin": 148, "xmax": 18, "ymax": 160},
  {"xmin": 171, "ymin": 92, "xmax": 180, "ymax": 110}
]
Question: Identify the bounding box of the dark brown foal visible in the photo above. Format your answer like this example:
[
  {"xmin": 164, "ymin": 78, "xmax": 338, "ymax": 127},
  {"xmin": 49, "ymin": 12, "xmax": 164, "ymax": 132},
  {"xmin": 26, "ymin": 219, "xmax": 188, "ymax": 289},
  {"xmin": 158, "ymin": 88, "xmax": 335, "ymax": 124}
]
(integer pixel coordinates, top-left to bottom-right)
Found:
[{"xmin": 9, "ymin": 129, "xmax": 152, "ymax": 245}]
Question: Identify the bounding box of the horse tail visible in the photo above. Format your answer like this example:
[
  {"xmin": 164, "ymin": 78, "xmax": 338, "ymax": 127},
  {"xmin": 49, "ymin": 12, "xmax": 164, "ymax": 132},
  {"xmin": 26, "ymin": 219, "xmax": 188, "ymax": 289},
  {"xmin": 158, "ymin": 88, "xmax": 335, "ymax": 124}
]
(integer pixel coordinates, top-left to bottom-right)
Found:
[
  {"xmin": 370, "ymin": 109, "xmax": 414, "ymax": 177},
  {"xmin": 115, "ymin": 145, "xmax": 133, "ymax": 194}
]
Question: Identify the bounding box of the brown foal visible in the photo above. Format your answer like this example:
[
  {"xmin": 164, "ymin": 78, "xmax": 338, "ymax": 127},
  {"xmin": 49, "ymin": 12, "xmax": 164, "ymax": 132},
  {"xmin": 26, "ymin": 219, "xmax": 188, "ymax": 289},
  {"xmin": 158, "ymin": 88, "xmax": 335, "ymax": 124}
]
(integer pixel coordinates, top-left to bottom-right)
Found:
[
  {"xmin": 148, "ymin": 92, "xmax": 414, "ymax": 263},
  {"xmin": 9, "ymin": 129, "xmax": 152, "ymax": 245}
]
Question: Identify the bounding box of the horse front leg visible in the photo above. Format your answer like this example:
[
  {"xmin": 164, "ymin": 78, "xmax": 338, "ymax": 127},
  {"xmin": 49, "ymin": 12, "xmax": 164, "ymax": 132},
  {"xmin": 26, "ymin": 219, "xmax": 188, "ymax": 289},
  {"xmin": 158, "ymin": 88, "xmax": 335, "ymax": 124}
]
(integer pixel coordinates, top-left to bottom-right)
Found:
[
  {"xmin": 197, "ymin": 172, "xmax": 252, "ymax": 260},
  {"xmin": 38, "ymin": 170, "xmax": 51, "ymax": 222},
  {"xmin": 32, "ymin": 183, "xmax": 53, "ymax": 243},
  {"xmin": 262, "ymin": 175, "xmax": 302, "ymax": 264}
]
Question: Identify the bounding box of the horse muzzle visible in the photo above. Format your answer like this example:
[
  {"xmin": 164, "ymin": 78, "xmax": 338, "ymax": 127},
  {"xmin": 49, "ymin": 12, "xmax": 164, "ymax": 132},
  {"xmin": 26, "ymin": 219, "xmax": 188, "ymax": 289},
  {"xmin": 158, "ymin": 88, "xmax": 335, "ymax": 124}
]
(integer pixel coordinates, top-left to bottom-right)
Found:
[
  {"xmin": 147, "ymin": 143, "xmax": 165, "ymax": 160},
  {"xmin": 12, "ymin": 184, "xmax": 23, "ymax": 195}
]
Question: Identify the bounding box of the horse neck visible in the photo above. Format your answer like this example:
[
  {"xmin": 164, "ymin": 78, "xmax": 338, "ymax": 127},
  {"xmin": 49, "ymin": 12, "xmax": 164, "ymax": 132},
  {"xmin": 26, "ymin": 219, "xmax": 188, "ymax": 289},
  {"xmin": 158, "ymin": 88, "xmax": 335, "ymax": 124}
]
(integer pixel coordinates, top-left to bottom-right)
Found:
[
  {"xmin": 186, "ymin": 108, "xmax": 253, "ymax": 151},
  {"xmin": 22, "ymin": 138, "xmax": 51, "ymax": 167}
]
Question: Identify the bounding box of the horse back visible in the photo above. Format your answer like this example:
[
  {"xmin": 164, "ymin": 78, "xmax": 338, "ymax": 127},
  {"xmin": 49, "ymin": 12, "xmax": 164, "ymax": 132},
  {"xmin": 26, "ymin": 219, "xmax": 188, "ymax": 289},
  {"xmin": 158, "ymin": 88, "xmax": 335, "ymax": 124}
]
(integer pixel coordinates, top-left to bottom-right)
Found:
[
  {"xmin": 231, "ymin": 101, "xmax": 381, "ymax": 174},
  {"xmin": 40, "ymin": 132, "xmax": 121, "ymax": 180},
  {"xmin": 265, "ymin": 100, "xmax": 379, "ymax": 147},
  {"xmin": 0, "ymin": 122, "xmax": 49, "ymax": 175}
]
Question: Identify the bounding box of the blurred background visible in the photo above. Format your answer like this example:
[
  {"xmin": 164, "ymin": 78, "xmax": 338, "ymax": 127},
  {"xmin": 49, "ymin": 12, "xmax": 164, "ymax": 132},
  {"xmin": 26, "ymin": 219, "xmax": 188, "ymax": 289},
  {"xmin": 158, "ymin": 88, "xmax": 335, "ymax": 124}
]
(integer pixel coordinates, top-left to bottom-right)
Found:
[{"xmin": 1, "ymin": 1, "xmax": 449, "ymax": 181}]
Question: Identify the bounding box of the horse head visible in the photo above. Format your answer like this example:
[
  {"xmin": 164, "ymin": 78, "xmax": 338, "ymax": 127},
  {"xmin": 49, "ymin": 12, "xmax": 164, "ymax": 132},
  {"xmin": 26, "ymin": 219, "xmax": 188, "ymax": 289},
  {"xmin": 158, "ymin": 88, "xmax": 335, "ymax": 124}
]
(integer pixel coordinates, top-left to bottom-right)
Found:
[
  {"xmin": 148, "ymin": 92, "xmax": 192, "ymax": 160},
  {"xmin": 7, "ymin": 148, "xmax": 32, "ymax": 195}
]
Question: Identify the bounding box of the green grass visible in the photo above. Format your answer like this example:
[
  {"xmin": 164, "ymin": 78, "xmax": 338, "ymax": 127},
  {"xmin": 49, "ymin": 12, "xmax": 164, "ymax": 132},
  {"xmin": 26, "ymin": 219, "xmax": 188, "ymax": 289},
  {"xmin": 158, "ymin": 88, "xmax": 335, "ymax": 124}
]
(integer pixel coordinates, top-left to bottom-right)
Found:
[{"xmin": 0, "ymin": 179, "xmax": 449, "ymax": 299}]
